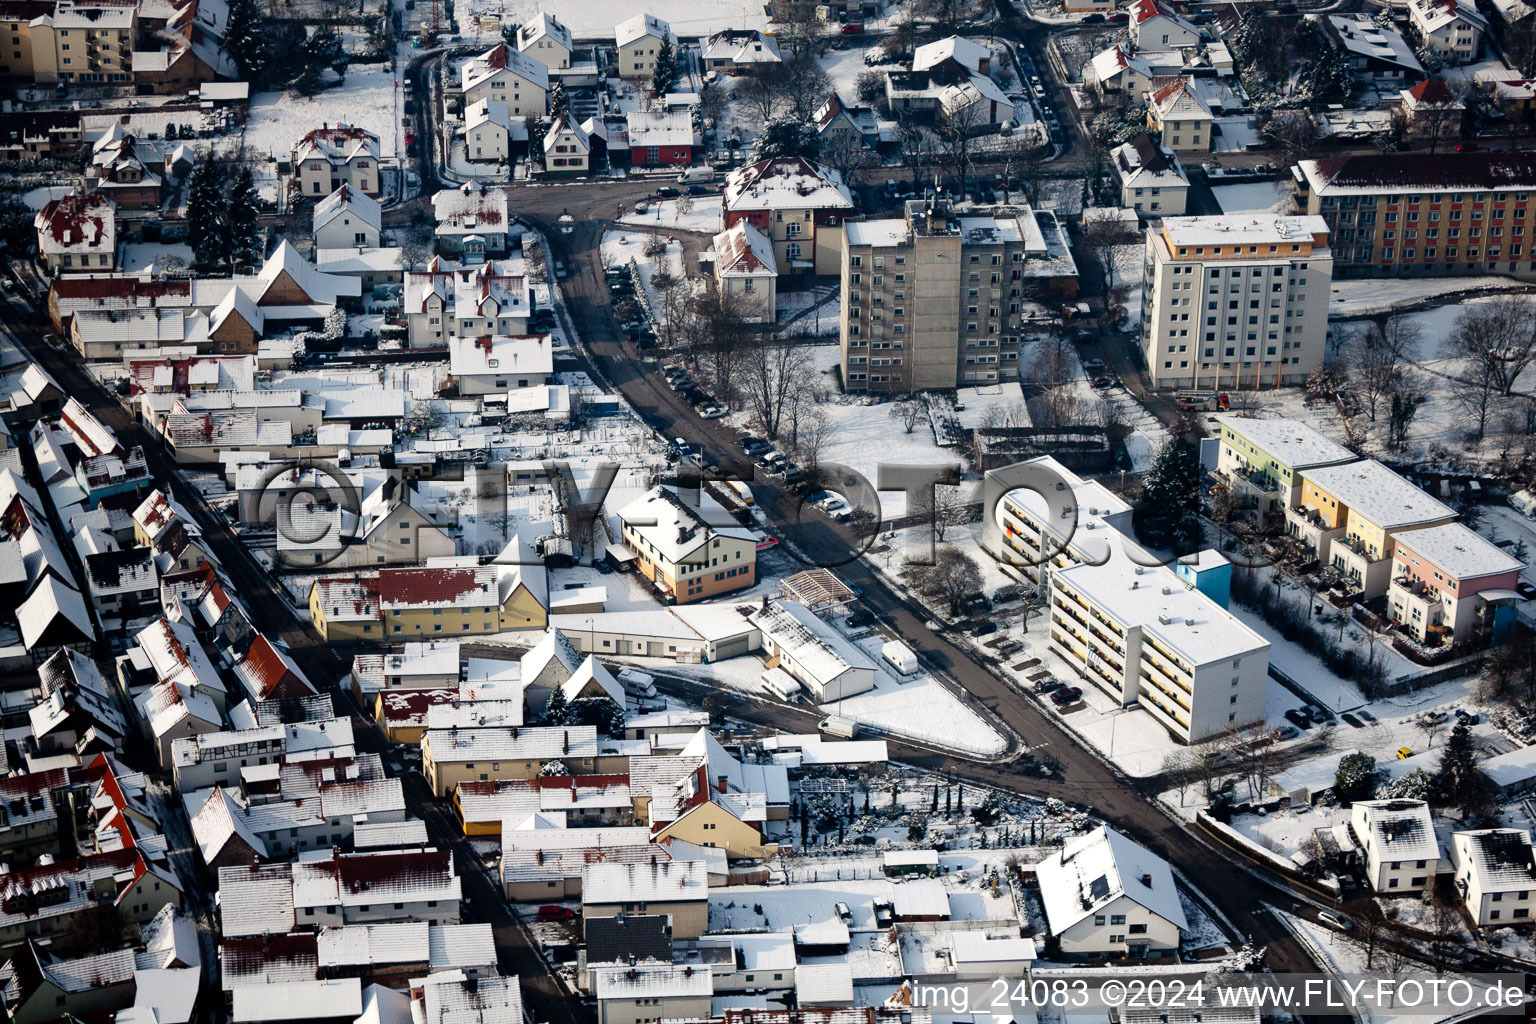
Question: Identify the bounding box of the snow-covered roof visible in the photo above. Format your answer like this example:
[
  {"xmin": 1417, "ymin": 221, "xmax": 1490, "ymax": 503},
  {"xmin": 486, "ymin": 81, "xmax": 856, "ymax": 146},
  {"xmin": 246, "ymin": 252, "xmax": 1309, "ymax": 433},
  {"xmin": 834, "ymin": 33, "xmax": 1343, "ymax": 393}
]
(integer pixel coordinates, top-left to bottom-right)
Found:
[
  {"xmin": 465, "ymin": 97, "xmax": 513, "ymax": 136},
  {"xmin": 749, "ymin": 600, "xmax": 875, "ymax": 688},
  {"xmin": 724, "ymin": 158, "xmax": 854, "ymax": 215},
  {"xmin": 912, "ymin": 35, "xmax": 990, "ymax": 74},
  {"xmin": 418, "ymin": 970, "xmax": 523, "ymax": 1024},
  {"xmin": 448, "ymin": 334, "xmax": 552, "ymax": 378},
  {"xmin": 1150, "ymin": 77, "xmax": 1213, "ymax": 121},
  {"xmin": 713, "ymin": 221, "xmax": 777, "ymax": 277},
  {"xmin": 795, "ymin": 964, "xmax": 854, "ymax": 1005},
  {"xmin": 582, "ymin": 859, "xmax": 707, "ymax": 904},
  {"xmin": 423, "ymin": 724, "xmax": 597, "ymax": 763},
  {"xmin": 313, "ymin": 185, "xmax": 382, "ymax": 235},
  {"xmin": 460, "ymin": 42, "xmax": 549, "ymax": 94},
  {"xmin": 1297, "ymin": 152, "xmax": 1536, "ymax": 195},
  {"xmin": 593, "ymin": 963, "xmax": 713, "ymax": 1000},
  {"xmin": 617, "ymin": 486, "xmax": 756, "ymax": 564},
  {"xmin": 1304, "ymin": 459, "xmax": 1454, "ymax": 529},
  {"xmin": 1113, "ymin": 134, "xmax": 1188, "ymax": 190},
  {"xmin": 1453, "ymin": 829, "xmax": 1536, "ymax": 893},
  {"xmin": 625, "ymin": 109, "xmax": 696, "ymax": 149},
  {"xmin": 1392, "ymin": 522, "xmax": 1524, "ymax": 581},
  {"xmin": 432, "ymin": 185, "xmax": 510, "ymax": 236},
  {"xmin": 1215, "ymin": 414, "xmax": 1355, "ymax": 470},
  {"xmin": 1325, "ymin": 15, "xmax": 1423, "ymax": 73},
  {"xmin": 1035, "ymin": 825, "xmax": 1189, "ymax": 935},
  {"xmin": 292, "ymin": 124, "xmax": 380, "ymax": 165},
  {"xmin": 230, "ymin": 979, "xmax": 362, "ymax": 1023},
  {"xmin": 544, "ymin": 115, "xmax": 590, "ymax": 154},
  {"xmin": 616, "ymin": 12, "xmax": 673, "ymax": 48},
  {"xmin": 1352, "ymin": 799, "xmax": 1440, "ymax": 864},
  {"xmin": 702, "ymin": 28, "xmax": 781, "ymax": 65},
  {"xmin": 517, "ymin": 12, "xmax": 572, "ymax": 53},
  {"xmin": 1408, "ymin": 0, "xmax": 1488, "ymax": 35},
  {"xmin": 1090, "ymin": 45, "xmax": 1151, "ymax": 85},
  {"xmin": 35, "ymin": 192, "xmax": 113, "ymax": 255},
  {"xmin": 891, "ymin": 879, "xmax": 949, "ymax": 918},
  {"xmin": 1161, "ymin": 213, "xmax": 1330, "ymax": 249},
  {"xmin": 218, "ymin": 863, "xmax": 295, "ymax": 937},
  {"xmin": 948, "ymin": 931, "xmax": 1037, "ymax": 964}
]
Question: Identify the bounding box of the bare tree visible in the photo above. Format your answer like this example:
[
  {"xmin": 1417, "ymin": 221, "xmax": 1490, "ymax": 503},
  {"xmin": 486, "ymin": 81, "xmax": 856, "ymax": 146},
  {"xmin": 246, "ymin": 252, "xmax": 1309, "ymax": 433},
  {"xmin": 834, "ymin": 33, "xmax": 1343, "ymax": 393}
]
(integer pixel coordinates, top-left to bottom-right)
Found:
[
  {"xmin": 1452, "ymin": 344, "xmax": 1501, "ymax": 442},
  {"xmin": 1349, "ymin": 316, "xmax": 1420, "ymax": 423},
  {"xmin": 1408, "ymin": 85, "xmax": 1465, "ymax": 154},
  {"xmin": 820, "ymin": 133, "xmax": 875, "ymax": 190},
  {"xmin": 1427, "ymin": 890, "xmax": 1463, "ymax": 972},
  {"xmin": 734, "ymin": 71, "xmax": 781, "ymax": 123},
  {"xmin": 794, "ymin": 405, "xmax": 838, "ymax": 468},
  {"xmin": 1079, "ymin": 216, "xmax": 1138, "ymax": 293},
  {"xmin": 910, "ymin": 482, "xmax": 969, "ymax": 542},
  {"xmin": 915, "ymin": 0, "xmax": 978, "ymax": 33},
  {"xmin": 1449, "ymin": 295, "xmax": 1536, "ymax": 395},
  {"xmin": 780, "ymin": 54, "xmax": 832, "ymax": 122},
  {"xmin": 1420, "ymin": 715, "xmax": 1447, "ymax": 749},
  {"xmin": 739, "ymin": 334, "xmax": 810, "ymax": 440},
  {"xmin": 1162, "ymin": 749, "xmax": 1195, "ymax": 806},
  {"xmin": 889, "ymin": 399, "xmax": 925, "ymax": 433},
  {"xmin": 933, "ymin": 99, "xmax": 986, "ymax": 196},
  {"xmin": 1262, "ymin": 110, "xmax": 1323, "ymax": 184},
  {"xmin": 692, "ymin": 290, "xmax": 754, "ymax": 405}
]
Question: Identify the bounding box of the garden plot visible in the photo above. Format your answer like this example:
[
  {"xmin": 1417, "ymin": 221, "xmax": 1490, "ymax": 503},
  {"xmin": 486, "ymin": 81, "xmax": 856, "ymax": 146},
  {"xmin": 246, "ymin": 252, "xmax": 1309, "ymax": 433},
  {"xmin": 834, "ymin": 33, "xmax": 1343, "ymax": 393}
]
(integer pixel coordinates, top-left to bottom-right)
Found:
[{"xmin": 244, "ymin": 64, "xmax": 401, "ymax": 161}]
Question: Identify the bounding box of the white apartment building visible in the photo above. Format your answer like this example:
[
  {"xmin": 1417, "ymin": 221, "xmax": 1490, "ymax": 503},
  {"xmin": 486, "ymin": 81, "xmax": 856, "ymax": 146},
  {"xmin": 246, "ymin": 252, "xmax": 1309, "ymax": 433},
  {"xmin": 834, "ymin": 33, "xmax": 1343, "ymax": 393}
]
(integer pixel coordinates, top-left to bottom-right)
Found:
[
  {"xmin": 1449, "ymin": 828, "xmax": 1536, "ymax": 927},
  {"xmin": 1141, "ymin": 215, "xmax": 1333, "ymax": 390},
  {"xmin": 1407, "ymin": 0, "xmax": 1487, "ymax": 64},
  {"xmin": 1349, "ymin": 799, "xmax": 1439, "ymax": 894},
  {"xmin": 1048, "ymin": 555, "xmax": 1269, "ymax": 743}
]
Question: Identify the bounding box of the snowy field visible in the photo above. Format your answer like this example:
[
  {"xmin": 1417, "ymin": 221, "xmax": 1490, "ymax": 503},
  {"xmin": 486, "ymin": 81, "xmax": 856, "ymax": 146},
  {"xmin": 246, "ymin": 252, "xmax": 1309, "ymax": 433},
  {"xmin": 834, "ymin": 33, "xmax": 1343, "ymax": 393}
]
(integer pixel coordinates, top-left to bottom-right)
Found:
[
  {"xmin": 454, "ymin": 0, "xmax": 768, "ymax": 39},
  {"xmin": 619, "ymin": 198, "xmax": 723, "ymax": 235},
  {"xmin": 1211, "ymin": 180, "xmax": 1294, "ymax": 215},
  {"xmin": 244, "ymin": 64, "xmax": 400, "ymax": 161},
  {"xmin": 1327, "ymin": 276, "xmax": 1530, "ymax": 318}
]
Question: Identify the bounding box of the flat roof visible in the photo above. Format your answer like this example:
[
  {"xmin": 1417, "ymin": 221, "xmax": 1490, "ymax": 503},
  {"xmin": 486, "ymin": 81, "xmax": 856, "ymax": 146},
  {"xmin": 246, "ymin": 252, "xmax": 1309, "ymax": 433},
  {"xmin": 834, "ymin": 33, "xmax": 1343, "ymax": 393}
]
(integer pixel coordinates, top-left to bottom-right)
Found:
[
  {"xmin": 1214, "ymin": 415, "xmax": 1355, "ymax": 470},
  {"xmin": 1303, "ymin": 459, "xmax": 1455, "ymax": 529},
  {"xmin": 1393, "ymin": 522, "xmax": 1524, "ymax": 580},
  {"xmin": 1162, "ymin": 214, "xmax": 1330, "ymax": 249}
]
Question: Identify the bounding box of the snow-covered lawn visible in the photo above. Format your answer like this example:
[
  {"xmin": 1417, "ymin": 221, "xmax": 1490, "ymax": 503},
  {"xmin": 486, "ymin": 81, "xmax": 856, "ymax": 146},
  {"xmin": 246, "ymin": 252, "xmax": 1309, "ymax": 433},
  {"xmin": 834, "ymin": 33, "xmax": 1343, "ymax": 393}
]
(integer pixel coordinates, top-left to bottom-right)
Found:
[
  {"xmin": 244, "ymin": 64, "xmax": 401, "ymax": 161},
  {"xmin": 1211, "ymin": 180, "xmax": 1294, "ymax": 215},
  {"xmin": 619, "ymin": 198, "xmax": 723, "ymax": 235},
  {"xmin": 22, "ymin": 185, "xmax": 74, "ymax": 210},
  {"xmin": 835, "ymin": 644, "xmax": 1007, "ymax": 757},
  {"xmin": 1107, "ymin": 244, "xmax": 1144, "ymax": 325},
  {"xmin": 599, "ymin": 229, "xmax": 695, "ymax": 327},
  {"xmin": 1327, "ymin": 276, "xmax": 1530, "ymax": 319},
  {"xmin": 776, "ymin": 286, "xmax": 841, "ymax": 337}
]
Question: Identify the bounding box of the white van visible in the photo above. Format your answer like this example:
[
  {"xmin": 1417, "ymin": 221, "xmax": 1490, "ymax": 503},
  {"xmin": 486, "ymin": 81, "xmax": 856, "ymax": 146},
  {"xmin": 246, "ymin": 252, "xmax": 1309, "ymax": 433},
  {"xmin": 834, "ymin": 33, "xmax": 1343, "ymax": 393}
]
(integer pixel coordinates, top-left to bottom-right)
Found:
[
  {"xmin": 818, "ymin": 715, "xmax": 857, "ymax": 739},
  {"xmin": 617, "ymin": 668, "xmax": 656, "ymax": 698},
  {"xmin": 678, "ymin": 166, "xmax": 716, "ymax": 183}
]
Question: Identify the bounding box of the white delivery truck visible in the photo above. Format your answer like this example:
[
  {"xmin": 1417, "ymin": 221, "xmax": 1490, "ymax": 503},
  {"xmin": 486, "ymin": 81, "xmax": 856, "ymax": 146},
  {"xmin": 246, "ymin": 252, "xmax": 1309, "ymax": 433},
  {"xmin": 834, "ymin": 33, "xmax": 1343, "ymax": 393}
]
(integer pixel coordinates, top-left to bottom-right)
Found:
[
  {"xmin": 881, "ymin": 640, "xmax": 919, "ymax": 676},
  {"xmin": 818, "ymin": 715, "xmax": 858, "ymax": 739}
]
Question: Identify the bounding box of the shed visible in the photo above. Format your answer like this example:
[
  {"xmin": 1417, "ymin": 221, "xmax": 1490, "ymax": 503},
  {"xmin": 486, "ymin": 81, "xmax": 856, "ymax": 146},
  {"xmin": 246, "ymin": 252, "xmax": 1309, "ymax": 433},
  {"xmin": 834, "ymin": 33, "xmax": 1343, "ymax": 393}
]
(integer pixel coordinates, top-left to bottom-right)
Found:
[
  {"xmin": 891, "ymin": 879, "xmax": 950, "ymax": 921},
  {"xmin": 883, "ymin": 849, "xmax": 939, "ymax": 877}
]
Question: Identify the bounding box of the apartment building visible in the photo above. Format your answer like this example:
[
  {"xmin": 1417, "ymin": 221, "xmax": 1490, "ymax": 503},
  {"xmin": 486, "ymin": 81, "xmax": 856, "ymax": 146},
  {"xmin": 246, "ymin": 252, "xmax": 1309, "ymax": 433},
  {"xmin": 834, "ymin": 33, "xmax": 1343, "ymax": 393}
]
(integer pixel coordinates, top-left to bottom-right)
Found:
[
  {"xmin": 1048, "ymin": 554, "xmax": 1269, "ymax": 743},
  {"xmin": 458, "ymin": 42, "xmax": 548, "ymax": 117},
  {"xmin": 1407, "ymin": 0, "xmax": 1486, "ymax": 64},
  {"xmin": 617, "ymin": 486, "xmax": 757, "ymax": 604},
  {"xmin": 613, "ymin": 13, "xmax": 672, "ymax": 79},
  {"xmin": 981, "ymin": 456, "xmax": 1132, "ymax": 588},
  {"xmin": 420, "ymin": 724, "xmax": 602, "ymax": 796},
  {"xmin": 1140, "ymin": 214, "xmax": 1333, "ymax": 390},
  {"xmin": 1285, "ymin": 459, "xmax": 1455, "ymax": 599},
  {"xmin": 1386, "ymin": 522, "xmax": 1523, "ymax": 646},
  {"xmin": 838, "ymin": 198, "xmax": 1078, "ymax": 392},
  {"xmin": 1212, "ymin": 414, "xmax": 1355, "ymax": 517},
  {"xmin": 17, "ymin": 0, "xmax": 135, "ymax": 84},
  {"xmin": 722, "ymin": 157, "xmax": 855, "ymax": 277},
  {"xmin": 1293, "ymin": 152, "xmax": 1536, "ymax": 278}
]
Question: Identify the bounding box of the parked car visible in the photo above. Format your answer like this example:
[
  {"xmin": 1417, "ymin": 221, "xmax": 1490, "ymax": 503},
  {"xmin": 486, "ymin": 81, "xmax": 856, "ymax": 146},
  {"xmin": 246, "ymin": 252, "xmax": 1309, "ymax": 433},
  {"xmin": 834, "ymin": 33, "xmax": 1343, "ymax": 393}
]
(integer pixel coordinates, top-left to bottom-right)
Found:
[
  {"xmin": 841, "ymin": 21, "xmax": 864, "ymax": 33},
  {"xmin": 1396, "ymin": 746, "xmax": 1413, "ymax": 759},
  {"xmin": 657, "ymin": 186, "xmax": 681, "ymax": 198},
  {"xmin": 685, "ymin": 184, "xmax": 712, "ymax": 196},
  {"xmin": 738, "ymin": 435, "xmax": 767, "ymax": 453},
  {"xmin": 1033, "ymin": 678, "xmax": 1063, "ymax": 694},
  {"xmin": 673, "ymin": 437, "xmax": 691, "ymax": 455},
  {"xmin": 847, "ymin": 610, "xmax": 875, "ymax": 629},
  {"xmin": 536, "ymin": 905, "xmax": 576, "ymax": 921},
  {"xmin": 968, "ymin": 620, "xmax": 997, "ymax": 637},
  {"xmin": 697, "ymin": 405, "xmax": 727, "ymax": 419},
  {"xmin": 1317, "ymin": 910, "xmax": 1352, "ymax": 932},
  {"xmin": 1276, "ymin": 725, "xmax": 1300, "ymax": 741},
  {"xmin": 1284, "ymin": 708, "xmax": 1310, "ymax": 728},
  {"xmin": 1050, "ymin": 686, "xmax": 1083, "ymax": 706}
]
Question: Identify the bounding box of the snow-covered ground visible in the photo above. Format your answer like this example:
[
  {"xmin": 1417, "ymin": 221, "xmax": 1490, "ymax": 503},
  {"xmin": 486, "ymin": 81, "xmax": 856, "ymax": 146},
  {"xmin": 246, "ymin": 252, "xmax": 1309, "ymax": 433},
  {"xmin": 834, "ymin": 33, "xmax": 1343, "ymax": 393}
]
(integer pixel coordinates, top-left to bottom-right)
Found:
[
  {"xmin": 21, "ymin": 185, "xmax": 74, "ymax": 210},
  {"xmin": 776, "ymin": 286, "xmax": 841, "ymax": 337},
  {"xmin": 121, "ymin": 242, "xmax": 193, "ymax": 275},
  {"xmin": 1211, "ymin": 180, "xmax": 1294, "ymax": 215},
  {"xmin": 620, "ymin": 198, "xmax": 723, "ymax": 235},
  {"xmin": 244, "ymin": 63, "xmax": 401, "ymax": 161},
  {"xmin": 1327, "ymin": 276, "xmax": 1530, "ymax": 319},
  {"xmin": 1107, "ymin": 244, "xmax": 1144, "ymax": 325},
  {"xmin": 599, "ymin": 229, "xmax": 696, "ymax": 327}
]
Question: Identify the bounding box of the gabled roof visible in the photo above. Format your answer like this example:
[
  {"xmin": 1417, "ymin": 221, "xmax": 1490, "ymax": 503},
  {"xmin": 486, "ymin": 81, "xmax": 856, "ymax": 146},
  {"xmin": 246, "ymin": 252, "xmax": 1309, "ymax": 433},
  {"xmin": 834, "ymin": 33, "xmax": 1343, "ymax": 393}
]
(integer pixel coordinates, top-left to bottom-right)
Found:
[
  {"xmin": 190, "ymin": 787, "xmax": 269, "ymax": 864},
  {"xmin": 560, "ymin": 655, "xmax": 624, "ymax": 706},
  {"xmin": 292, "ymin": 124, "xmax": 380, "ymax": 165},
  {"xmin": 1150, "ymin": 77, "xmax": 1214, "ymax": 120},
  {"xmin": 912, "ymin": 35, "xmax": 989, "ymax": 74},
  {"xmin": 702, "ymin": 28, "xmax": 781, "ymax": 65},
  {"xmin": 1035, "ymin": 825, "xmax": 1188, "ymax": 935},
  {"xmin": 464, "ymin": 97, "xmax": 513, "ymax": 135},
  {"xmin": 313, "ymin": 185, "xmax": 382, "ymax": 235},
  {"xmin": 1296, "ymin": 152, "xmax": 1536, "ymax": 193},
  {"xmin": 544, "ymin": 114, "xmax": 590, "ymax": 154},
  {"xmin": 418, "ymin": 970, "xmax": 523, "ymax": 1024},
  {"xmin": 723, "ymin": 157, "xmax": 854, "ymax": 214},
  {"xmin": 34, "ymin": 192, "xmax": 113, "ymax": 252},
  {"xmin": 517, "ymin": 12, "xmax": 571, "ymax": 53},
  {"xmin": 448, "ymin": 334, "xmax": 552, "ymax": 377},
  {"xmin": 1352, "ymin": 799, "xmax": 1440, "ymax": 863},
  {"xmin": 460, "ymin": 43, "xmax": 549, "ymax": 94},
  {"xmin": 1130, "ymin": 0, "xmax": 1199, "ymax": 33},
  {"xmin": 1409, "ymin": 0, "xmax": 1488, "ymax": 34},
  {"xmin": 713, "ymin": 221, "xmax": 777, "ymax": 277},
  {"xmin": 18, "ymin": 575, "xmax": 93, "ymax": 649},
  {"xmin": 616, "ymin": 12, "xmax": 673, "ymax": 48},
  {"xmin": 1113, "ymin": 134, "xmax": 1188, "ymax": 189},
  {"xmin": 617, "ymin": 486, "xmax": 755, "ymax": 564},
  {"xmin": 520, "ymin": 628, "xmax": 583, "ymax": 682}
]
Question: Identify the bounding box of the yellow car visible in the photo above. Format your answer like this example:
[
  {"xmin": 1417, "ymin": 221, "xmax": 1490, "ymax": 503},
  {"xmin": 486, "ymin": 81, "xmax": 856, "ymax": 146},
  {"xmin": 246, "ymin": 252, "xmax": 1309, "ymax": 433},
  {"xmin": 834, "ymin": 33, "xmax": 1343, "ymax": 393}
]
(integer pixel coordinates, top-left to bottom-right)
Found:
[{"xmin": 1396, "ymin": 747, "xmax": 1413, "ymax": 760}]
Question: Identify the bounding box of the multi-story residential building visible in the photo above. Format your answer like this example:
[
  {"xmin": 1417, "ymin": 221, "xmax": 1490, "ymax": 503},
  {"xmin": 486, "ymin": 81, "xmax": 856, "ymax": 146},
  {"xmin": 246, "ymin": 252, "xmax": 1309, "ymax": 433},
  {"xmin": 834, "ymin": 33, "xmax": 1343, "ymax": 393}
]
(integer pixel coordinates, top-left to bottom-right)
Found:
[
  {"xmin": 515, "ymin": 12, "xmax": 571, "ymax": 70},
  {"xmin": 447, "ymin": 334, "xmax": 554, "ymax": 395},
  {"xmin": 1292, "ymin": 152, "xmax": 1536, "ymax": 278},
  {"xmin": 1407, "ymin": 0, "xmax": 1486, "ymax": 64},
  {"xmin": 542, "ymin": 115, "xmax": 590, "ymax": 174},
  {"xmin": 1449, "ymin": 829, "xmax": 1536, "ymax": 927},
  {"xmin": 722, "ymin": 157, "xmax": 855, "ymax": 277},
  {"xmin": 292, "ymin": 125, "xmax": 382, "ymax": 198},
  {"xmin": 462, "ymin": 98, "xmax": 513, "ymax": 163},
  {"xmin": 312, "ymin": 185, "xmax": 381, "ymax": 249},
  {"xmin": 1285, "ymin": 459, "xmax": 1456, "ymax": 598},
  {"xmin": 613, "ymin": 13, "xmax": 672, "ymax": 80},
  {"xmin": 593, "ymin": 964, "xmax": 714, "ymax": 1024},
  {"xmin": 1049, "ymin": 552, "xmax": 1269, "ymax": 743},
  {"xmin": 459, "ymin": 42, "xmax": 548, "ymax": 116},
  {"xmin": 1320, "ymin": 15, "xmax": 1423, "ymax": 88},
  {"xmin": 1112, "ymin": 134, "xmax": 1189, "ymax": 216},
  {"xmin": 838, "ymin": 198, "xmax": 1078, "ymax": 392},
  {"xmin": 980, "ymin": 456, "xmax": 1132, "ymax": 589},
  {"xmin": 33, "ymin": 0, "xmax": 135, "ymax": 83},
  {"xmin": 34, "ymin": 191, "xmax": 114, "ymax": 274},
  {"xmin": 1212, "ymin": 414, "xmax": 1355, "ymax": 517},
  {"xmin": 1386, "ymin": 522, "xmax": 1523, "ymax": 646},
  {"xmin": 1140, "ymin": 214, "xmax": 1333, "ymax": 390},
  {"xmin": 403, "ymin": 258, "xmax": 530, "ymax": 347},
  {"xmin": 711, "ymin": 220, "xmax": 777, "ymax": 322},
  {"xmin": 581, "ymin": 860, "xmax": 709, "ymax": 938},
  {"xmin": 1349, "ymin": 799, "xmax": 1438, "ymax": 893},
  {"xmin": 618, "ymin": 486, "xmax": 757, "ymax": 604}
]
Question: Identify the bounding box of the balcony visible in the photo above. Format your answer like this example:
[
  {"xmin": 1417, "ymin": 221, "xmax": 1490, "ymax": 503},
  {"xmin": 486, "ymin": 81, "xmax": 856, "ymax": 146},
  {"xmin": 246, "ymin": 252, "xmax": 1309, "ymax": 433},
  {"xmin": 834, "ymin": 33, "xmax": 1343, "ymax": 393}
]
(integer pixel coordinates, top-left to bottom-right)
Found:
[{"xmin": 1232, "ymin": 468, "xmax": 1280, "ymax": 496}]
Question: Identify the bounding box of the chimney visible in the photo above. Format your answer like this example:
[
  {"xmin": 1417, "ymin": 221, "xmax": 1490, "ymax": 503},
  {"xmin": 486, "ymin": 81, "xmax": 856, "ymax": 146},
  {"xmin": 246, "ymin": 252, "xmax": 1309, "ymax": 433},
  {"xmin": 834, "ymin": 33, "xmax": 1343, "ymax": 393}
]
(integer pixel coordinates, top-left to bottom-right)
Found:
[
  {"xmin": 717, "ymin": 775, "xmax": 727, "ymax": 794},
  {"xmin": 562, "ymin": 731, "xmax": 570, "ymax": 754},
  {"xmin": 1140, "ymin": 872, "xmax": 1152, "ymax": 886}
]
